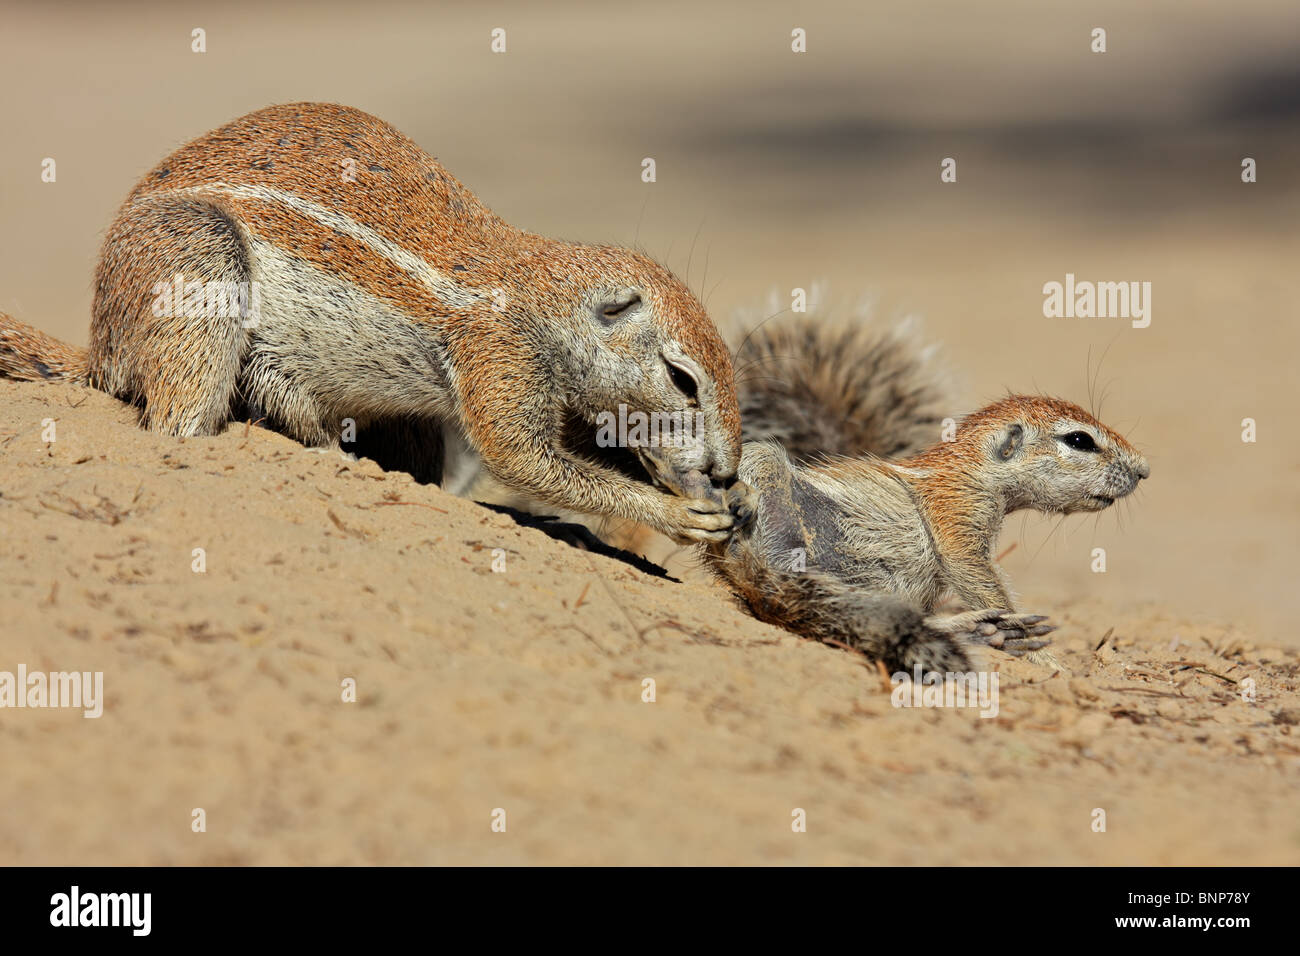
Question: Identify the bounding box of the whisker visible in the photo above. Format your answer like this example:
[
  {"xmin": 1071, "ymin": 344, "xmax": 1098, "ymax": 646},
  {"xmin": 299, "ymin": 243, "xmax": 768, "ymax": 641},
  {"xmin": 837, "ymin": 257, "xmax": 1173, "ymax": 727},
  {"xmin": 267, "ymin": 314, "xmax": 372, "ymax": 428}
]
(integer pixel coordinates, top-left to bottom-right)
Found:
[
  {"xmin": 1030, "ymin": 513, "xmax": 1069, "ymax": 563},
  {"xmin": 700, "ymin": 242, "xmax": 711, "ymax": 305},
  {"xmin": 633, "ymin": 193, "xmax": 650, "ymax": 247},
  {"xmin": 1086, "ymin": 342, "xmax": 1095, "ymax": 418},
  {"xmin": 685, "ymin": 218, "xmax": 705, "ymax": 289},
  {"xmin": 705, "ymin": 276, "xmax": 726, "ymax": 308},
  {"xmin": 1093, "ymin": 334, "xmax": 1119, "ymax": 419},
  {"xmin": 731, "ymin": 306, "xmax": 792, "ymax": 365}
]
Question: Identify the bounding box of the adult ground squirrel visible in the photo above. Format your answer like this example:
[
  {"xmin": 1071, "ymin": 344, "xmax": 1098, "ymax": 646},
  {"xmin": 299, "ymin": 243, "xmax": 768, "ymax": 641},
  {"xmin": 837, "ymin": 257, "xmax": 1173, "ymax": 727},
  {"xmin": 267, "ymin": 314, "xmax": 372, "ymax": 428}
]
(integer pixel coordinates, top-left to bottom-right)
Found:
[
  {"xmin": 651, "ymin": 316, "xmax": 1150, "ymax": 673},
  {"xmin": 0, "ymin": 102, "xmax": 747, "ymax": 542}
]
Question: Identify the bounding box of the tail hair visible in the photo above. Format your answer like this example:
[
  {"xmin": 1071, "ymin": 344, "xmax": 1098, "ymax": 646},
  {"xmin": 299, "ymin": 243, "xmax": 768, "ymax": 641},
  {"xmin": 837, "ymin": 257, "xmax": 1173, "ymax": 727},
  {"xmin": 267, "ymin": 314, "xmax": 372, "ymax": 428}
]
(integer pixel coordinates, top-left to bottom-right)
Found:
[
  {"xmin": 730, "ymin": 296, "xmax": 955, "ymax": 462},
  {"xmin": 0, "ymin": 313, "xmax": 88, "ymax": 384}
]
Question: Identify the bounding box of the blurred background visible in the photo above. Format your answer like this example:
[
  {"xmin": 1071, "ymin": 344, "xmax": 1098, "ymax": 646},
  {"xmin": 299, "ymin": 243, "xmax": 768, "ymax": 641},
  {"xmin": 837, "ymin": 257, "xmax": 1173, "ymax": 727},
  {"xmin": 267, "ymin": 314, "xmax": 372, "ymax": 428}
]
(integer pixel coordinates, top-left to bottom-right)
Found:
[{"xmin": 2, "ymin": 0, "xmax": 1297, "ymax": 636}]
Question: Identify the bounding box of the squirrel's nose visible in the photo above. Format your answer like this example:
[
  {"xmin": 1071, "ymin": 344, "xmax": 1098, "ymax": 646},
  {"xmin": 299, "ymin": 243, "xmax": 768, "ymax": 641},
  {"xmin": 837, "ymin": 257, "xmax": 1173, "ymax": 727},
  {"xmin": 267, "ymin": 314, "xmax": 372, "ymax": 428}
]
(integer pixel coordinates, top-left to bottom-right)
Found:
[
  {"xmin": 1134, "ymin": 457, "xmax": 1150, "ymax": 480},
  {"xmin": 709, "ymin": 459, "xmax": 740, "ymax": 486}
]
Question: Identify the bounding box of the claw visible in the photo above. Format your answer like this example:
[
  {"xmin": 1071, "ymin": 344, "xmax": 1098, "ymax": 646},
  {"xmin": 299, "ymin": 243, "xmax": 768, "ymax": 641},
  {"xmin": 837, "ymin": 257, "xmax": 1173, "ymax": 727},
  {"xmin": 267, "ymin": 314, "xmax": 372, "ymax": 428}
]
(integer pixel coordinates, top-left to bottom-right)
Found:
[
  {"xmin": 1000, "ymin": 639, "xmax": 1051, "ymax": 657},
  {"xmin": 926, "ymin": 609, "xmax": 1057, "ymax": 656}
]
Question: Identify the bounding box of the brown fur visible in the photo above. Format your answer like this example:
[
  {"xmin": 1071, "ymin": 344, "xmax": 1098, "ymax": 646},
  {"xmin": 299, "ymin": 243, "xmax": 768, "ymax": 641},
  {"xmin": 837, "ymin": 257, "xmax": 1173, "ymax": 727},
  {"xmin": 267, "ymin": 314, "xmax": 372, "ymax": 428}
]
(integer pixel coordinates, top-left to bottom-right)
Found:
[
  {"xmin": 684, "ymin": 315, "xmax": 1151, "ymax": 672},
  {"xmin": 0, "ymin": 103, "xmax": 748, "ymax": 543},
  {"xmin": 0, "ymin": 318, "xmax": 88, "ymax": 383},
  {"xmin": 884, "ymin": 396, "xmax": 1147, "ymax": 610},
  {"xmin": 734, "ymin": 314, "xmax": 950, "ymax": 461},
  {"xmin": 704, "ymin": 393, "xmax": 1148, "ymax": 672}
]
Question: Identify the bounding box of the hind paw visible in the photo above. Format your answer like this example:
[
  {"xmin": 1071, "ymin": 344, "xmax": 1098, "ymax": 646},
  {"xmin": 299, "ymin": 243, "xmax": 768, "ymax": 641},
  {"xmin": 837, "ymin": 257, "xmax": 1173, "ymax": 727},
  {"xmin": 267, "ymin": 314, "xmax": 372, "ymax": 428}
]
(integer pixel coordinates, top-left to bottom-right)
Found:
[{"xmin": 925, "ymin": 609, "xmax": 1056, "ymax": 656}]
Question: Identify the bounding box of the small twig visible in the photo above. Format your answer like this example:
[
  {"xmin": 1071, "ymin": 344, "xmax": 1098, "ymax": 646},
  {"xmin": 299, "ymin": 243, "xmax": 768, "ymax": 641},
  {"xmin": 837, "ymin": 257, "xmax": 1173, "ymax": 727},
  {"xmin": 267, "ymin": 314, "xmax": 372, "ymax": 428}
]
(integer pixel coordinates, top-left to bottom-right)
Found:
[
  {"xmin": 819, "ymin": 637, "xmax": 862, "ymax": 656},
  {"xmin": 581, "ymin": 554, "xmax": 647, "ymax": 645},
  {"xmin": 1094, "ymin": 627, "xmax": 1115, "ymax": 652},
  {"xmin": 326, "ymin": 508, "xmax": 369, "ymax": 539},
  {"xmin": 639, "ymin": 619, "xmax": 709, "ymax": 642},
  {"xmin": 875, "ymin": 659, "xmax": 892, "ymax": 691},
  {"xmin": 561, "ymin": 624, "xmax": 610, "ymax": 655},
  {"xmin": 1104, "ymin": 686, "xmax": 1184, "ymax": 698},
  {"xmin": 1172, "ymin": 662, "xmax": 1239, "ymax": 685},
  {"xmin": 1122, "ymin": 665, "xmax": 1170, "ymax": 682},
  {"xmin": 372, "ymin": 499, "xmax": 449, "ymax": 514}
]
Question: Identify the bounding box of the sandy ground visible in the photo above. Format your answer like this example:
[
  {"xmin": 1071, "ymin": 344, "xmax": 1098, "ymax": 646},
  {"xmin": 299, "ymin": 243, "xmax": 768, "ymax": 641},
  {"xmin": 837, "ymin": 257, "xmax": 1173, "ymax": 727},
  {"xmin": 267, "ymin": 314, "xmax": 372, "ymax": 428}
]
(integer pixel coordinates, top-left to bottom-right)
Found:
[
  {"xmin": 1, "ymin": 0, "xmax": 1299, "ymax": 864},
  {"xmin": 1, "ymin": 380, "xmax": 1298, "ymax": 865}
]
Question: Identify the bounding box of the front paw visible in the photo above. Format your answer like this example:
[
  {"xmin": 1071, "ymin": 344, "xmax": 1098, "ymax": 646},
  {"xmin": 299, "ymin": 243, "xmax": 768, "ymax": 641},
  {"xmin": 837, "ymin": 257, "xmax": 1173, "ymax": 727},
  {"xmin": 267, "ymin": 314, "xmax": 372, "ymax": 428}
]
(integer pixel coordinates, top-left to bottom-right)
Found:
[
  {"xmin": 660, "ymin": 471, "xmax": 757, "ymax": 542},
  {"xmin": 635, "ymin": 449, "xmax": 754, "ymax": 541},
  {"xmin": 654, "ymin": 491, "xmax": 737, "ymax": 544},
  {"xmin": 724, "ymin": 478, "xmax": 759, "ymax": 529},
  {"xmin": 681, "ymin": 469, "xmax": 757, "ymax": 529},
  {"xmin": 925, "ymin": 609, "xmax": 1056, "ymax": 657}
]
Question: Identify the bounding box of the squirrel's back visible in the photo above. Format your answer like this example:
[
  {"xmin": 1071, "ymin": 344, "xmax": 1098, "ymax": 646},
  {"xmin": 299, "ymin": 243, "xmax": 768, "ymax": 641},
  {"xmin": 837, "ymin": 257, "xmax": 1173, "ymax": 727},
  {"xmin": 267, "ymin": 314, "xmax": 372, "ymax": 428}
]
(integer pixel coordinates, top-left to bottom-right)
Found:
[{"xmin": 118, "ymin": 102, "xmax": 520, "ymax": 324}]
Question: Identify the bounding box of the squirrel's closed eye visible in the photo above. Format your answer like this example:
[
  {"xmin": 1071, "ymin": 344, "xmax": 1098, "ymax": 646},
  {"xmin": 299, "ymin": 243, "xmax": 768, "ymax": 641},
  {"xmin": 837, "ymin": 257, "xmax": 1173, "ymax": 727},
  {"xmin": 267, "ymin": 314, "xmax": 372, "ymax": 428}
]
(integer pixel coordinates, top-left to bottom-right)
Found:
[
  {"xmin": 601, "ymin": 293, "xmax": 642, "ymax": 321},
  {"xmin": 1060, "ymin": 431, "xmax": 1099, "ymax": 452}
]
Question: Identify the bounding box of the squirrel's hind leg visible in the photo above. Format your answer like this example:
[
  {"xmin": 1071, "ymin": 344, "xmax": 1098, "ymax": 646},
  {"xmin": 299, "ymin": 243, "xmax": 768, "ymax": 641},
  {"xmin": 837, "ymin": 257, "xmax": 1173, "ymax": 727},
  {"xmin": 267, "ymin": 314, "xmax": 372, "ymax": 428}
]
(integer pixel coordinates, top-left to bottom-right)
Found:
[
  {"xmin": 90, "ymin": 195, "xmax": 251, "ymax": 437},
  {"xmin": 710, "ymin": 548, "xmax": 977, "ymax": 675},
  {"xmin": 236, "ymin": 345, "xmax": 337, "ymax": 447}
]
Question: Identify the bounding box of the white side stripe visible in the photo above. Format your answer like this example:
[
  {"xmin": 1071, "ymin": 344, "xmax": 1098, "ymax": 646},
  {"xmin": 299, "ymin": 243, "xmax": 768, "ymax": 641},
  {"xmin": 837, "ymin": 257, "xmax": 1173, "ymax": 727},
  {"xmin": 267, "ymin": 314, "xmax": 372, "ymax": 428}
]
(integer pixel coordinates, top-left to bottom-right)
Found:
[{"xmin": 158, "ymin": 182, "xmax": 490, "ymax": 310}]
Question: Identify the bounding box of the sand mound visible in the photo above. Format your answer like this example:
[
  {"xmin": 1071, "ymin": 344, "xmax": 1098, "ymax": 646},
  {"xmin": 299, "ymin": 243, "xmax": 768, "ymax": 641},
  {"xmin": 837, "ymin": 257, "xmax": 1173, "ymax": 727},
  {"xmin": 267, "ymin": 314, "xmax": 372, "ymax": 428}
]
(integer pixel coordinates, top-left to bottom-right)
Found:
[{"xmin": 2, "ymin": 378, "xmax": 1296, "ymax": 864}]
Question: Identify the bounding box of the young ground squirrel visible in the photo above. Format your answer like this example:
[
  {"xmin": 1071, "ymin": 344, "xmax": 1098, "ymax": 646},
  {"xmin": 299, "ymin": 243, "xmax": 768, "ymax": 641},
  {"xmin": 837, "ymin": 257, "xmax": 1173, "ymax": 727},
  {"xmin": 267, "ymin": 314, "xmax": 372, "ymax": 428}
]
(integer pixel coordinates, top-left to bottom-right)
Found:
[
  {"xmin": 652, "ymin": 317, "xmax": 1150, "ymax": 673},
  {"xmin": 0, "ymin": 102, "xmax": 748, "ymax": 543}
]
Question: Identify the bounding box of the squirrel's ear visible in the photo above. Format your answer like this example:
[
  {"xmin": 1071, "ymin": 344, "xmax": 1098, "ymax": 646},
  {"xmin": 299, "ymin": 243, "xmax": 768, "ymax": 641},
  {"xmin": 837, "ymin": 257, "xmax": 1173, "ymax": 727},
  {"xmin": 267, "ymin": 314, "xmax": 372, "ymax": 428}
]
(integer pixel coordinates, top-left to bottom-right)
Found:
[{"xmin": 994, "ymin": 423, "xmax": 1024, "ymax": 461}]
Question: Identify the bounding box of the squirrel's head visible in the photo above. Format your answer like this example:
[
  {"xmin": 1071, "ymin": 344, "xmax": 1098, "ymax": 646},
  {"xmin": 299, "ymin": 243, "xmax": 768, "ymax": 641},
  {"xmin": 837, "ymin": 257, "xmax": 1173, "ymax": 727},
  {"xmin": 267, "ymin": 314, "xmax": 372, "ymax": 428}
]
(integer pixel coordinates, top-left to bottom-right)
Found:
[
  {"xmin": 964, "ymin": 396, "xmax": 1150, "ymax": 514},
  {"xmin": 521, "ymin": 241, "xmax": 742, "ymax": 489}
]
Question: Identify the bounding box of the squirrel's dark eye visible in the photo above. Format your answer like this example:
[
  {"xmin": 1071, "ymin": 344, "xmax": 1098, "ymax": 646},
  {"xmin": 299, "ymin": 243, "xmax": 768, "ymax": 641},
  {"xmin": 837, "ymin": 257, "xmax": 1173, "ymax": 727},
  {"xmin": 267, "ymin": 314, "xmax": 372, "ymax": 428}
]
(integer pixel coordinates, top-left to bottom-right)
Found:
[
  {"xmin": 1061, "ymin": 431, "xmax": 1099, "ymax": 452},
  {"xmin": 600, "ymin": 293, "xmax": 642, "ymax": 321},
  {"xmin": 666, "ymin": 362, "xmax": 698, "ymax": 400}
]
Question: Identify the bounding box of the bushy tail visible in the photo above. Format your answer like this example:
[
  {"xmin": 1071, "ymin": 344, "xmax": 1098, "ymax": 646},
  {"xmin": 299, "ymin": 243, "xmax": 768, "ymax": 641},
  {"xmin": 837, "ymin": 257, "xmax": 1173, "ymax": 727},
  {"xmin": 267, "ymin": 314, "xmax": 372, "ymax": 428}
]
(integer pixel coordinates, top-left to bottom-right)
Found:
[
  {"xmin": 0, "ymin": 313, "xmax": 89, "ymax": 384},
  {"xmin": 706, "ymin": 548, "xmax": 973, "ymax": 675},
  {"xmin": 730, "ymin": 304, "xmax": 953, "ymax": 462}
]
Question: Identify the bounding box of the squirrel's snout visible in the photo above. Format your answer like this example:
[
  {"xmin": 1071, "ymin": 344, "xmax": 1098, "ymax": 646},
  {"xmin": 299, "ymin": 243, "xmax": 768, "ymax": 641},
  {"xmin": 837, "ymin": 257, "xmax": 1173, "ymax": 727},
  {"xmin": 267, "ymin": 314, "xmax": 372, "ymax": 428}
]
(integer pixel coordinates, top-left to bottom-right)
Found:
[
  {"xmin": 709, "ymin": 455, "xmax": 744, "ymax": 487},
  {"xmin": 1134, "ymin": 457, "xmax": 1150, "ymax": 480},
  {"xmin": 716, "ymin": 470, "xmax": 742, "ymax": 490}
]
